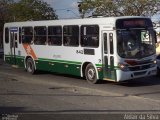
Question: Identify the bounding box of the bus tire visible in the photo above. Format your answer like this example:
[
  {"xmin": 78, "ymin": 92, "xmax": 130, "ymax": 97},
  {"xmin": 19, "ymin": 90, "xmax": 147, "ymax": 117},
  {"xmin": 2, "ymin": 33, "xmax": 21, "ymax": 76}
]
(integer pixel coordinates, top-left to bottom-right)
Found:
[
  {"xmin": 85, "ymin": 63, "xmax": 98, "ymax": 84},
  {"xmin": 26, "ymin": 58, "xmax": 35, "ymax": 74}
]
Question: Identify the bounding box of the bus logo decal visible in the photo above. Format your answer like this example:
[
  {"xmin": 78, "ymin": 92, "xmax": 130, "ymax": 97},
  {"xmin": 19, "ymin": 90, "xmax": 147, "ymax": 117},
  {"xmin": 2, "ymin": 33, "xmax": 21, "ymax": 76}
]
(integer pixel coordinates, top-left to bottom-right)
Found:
[{"xmin": 23, "ymin": 44, "xmax": 37, "ymax": 60}]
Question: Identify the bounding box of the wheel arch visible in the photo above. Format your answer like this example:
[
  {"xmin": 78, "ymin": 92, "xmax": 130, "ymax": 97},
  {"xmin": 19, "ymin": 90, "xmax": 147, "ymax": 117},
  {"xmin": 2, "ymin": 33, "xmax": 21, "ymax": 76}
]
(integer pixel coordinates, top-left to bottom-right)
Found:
[
  {"xmin": 24, "ymin": 56, "xmax": 37, "ymax": 70},
  {"xmin": 81, "ymin": 62, "xmax": 99, "ymax": 79}
]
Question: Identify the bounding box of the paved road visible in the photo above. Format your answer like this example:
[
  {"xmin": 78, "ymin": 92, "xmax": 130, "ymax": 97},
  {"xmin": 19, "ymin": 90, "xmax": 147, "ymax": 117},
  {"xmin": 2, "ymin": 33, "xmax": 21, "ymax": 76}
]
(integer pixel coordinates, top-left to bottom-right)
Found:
[{"xmin": 0, "ymin": 59, "xmax": 160, "ymax": 119}]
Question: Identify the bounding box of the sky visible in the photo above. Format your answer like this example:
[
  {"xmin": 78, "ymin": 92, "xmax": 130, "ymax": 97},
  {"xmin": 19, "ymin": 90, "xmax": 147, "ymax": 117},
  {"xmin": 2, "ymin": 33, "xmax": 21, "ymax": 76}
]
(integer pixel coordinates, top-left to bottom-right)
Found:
[
  {"xmin": 42, "ymin": 0, "xmax": 80, "ymax": 19},
  {"xmin": 152, "ymin": 15, "xmax": 160, "ymax": 23}
]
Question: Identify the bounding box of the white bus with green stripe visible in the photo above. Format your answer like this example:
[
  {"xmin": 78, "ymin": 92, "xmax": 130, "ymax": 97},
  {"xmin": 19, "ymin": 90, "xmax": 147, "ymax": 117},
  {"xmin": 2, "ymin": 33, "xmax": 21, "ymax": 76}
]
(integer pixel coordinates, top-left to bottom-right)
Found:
[{"xmin": 3, "ymin": 16, "xmax": 157, "ymax": 84}]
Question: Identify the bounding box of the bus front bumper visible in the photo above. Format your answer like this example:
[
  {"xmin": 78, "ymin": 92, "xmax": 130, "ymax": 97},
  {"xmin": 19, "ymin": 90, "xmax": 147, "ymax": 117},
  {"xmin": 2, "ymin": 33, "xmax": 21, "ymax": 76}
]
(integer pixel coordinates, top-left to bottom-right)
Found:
[{"xmin": 116, "ymin": 66, "xmax": 157, "ymax": 82}]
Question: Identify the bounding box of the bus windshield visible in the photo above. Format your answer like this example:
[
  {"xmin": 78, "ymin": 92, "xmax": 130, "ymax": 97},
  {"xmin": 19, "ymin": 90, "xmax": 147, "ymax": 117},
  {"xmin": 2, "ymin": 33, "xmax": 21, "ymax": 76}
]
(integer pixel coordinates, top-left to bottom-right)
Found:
[{"xmin": 117, "ymin": 29, "xmax": 156, "ymax": 58}]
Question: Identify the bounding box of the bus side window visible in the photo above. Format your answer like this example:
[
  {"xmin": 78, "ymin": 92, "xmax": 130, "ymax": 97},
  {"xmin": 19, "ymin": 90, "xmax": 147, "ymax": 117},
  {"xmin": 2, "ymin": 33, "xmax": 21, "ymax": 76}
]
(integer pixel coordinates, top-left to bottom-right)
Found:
[
  {"xmin": 109, "ymin": 33, "xmax": 114, "ymax": 54},
  {"xmin": 104, "ymin": 33, "xmax": 107, "ymax": 54},
  {"xmin": 5, "ymin": 28, "xmax": 9, "ymax": 44},
  {"xmin": 22, "ymin": 27, "xmax": 33, "ymax": 44},
  {"xmin": 34, "ymin": 26, "xmax": 47, "ymax": 45},
  {"xmin": 19, "ymin": 27, "xmax": 22, "ymax": 44},
  {"xmin": 48, "ymin": 26, "xmax": 62, "ymax": 46},
  {"xmin": 81, "ymin": 25, "xmax": 99, "ymax": 48},
  {"xmin": 63, "ymin": 25, "xmax": 79, "ymax": 47}
]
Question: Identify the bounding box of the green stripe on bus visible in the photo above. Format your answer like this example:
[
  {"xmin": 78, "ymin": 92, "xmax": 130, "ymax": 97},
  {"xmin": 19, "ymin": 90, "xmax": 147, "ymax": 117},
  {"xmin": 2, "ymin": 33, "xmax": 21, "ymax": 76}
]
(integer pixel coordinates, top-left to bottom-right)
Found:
[
  {"xmin": 36, "ymin": 59, "xmax": 81, "ymax": 76},
  {"xmin": 4, "ymin": 55, "xmax": 25, "ymax": 67},
  {"xmin": 5, "ymin": 55, "xmax": 120, "ymax": 69},
  {"xmin": 96, "ymin": 64, "xmax": 102, "ymax": 67},
  {"xmin": 5, "ymin": 54, "xmax": 25, "ymax": 58},
  {"xmin": 4, "ymin": 55, "xmax": 120, "ymax": 79},
  {"xmin": 38, "ymin": 58, "xmax": 82, "ymax": 65}
]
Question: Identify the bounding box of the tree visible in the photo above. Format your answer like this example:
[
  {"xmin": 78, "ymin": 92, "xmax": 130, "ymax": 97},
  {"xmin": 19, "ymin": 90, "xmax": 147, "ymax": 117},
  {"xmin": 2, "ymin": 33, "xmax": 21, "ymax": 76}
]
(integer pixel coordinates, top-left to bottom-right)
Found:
[
  {"xmin": 0, "ymin": 0, "xmax": 13, "ymax": 48},
  {"xmin": 0, "ymin": 0, "xmax": 13, "ymax": 22},
  {"xmin": 0, "ymin": 0, "xmax": 13, "ymax": 28},
  {"xmin": 0, "ymin": 0, "xmax": 58, "ymax": 48},
  {"xmin": 11, "ymin": 0, "xmax": 58, "ymax": 21},
  {"xmin": 78, "ymin": 0, "xmax": 160, "ymax": 18}
]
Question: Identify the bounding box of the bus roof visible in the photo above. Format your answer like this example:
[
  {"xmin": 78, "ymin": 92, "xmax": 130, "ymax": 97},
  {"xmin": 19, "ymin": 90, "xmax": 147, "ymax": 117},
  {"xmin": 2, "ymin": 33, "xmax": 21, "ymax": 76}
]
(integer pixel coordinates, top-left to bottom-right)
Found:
[{"xmin": 4, "ymin": 16, "xmax": 150, "ymax": 27}]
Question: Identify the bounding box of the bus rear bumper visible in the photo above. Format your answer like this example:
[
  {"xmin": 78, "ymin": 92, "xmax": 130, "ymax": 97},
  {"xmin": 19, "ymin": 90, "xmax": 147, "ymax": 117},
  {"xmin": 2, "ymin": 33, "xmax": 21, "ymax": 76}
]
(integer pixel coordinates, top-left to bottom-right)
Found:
[{"xmin": 116, "ymin": 67, "xmax": 157, "ymax": 82}]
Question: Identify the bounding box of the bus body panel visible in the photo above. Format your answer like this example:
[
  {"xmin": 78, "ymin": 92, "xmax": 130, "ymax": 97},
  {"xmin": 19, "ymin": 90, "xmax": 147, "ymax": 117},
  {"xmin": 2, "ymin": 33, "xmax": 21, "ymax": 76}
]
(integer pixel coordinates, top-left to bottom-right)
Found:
[{"xmin": 3, "ymin": 16, "xmax": 157, "ymax": 83}]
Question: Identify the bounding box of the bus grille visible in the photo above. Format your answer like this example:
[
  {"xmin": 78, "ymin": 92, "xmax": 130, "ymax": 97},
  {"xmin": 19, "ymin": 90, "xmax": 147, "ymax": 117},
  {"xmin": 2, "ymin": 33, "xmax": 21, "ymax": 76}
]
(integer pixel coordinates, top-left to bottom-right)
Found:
[
  {"xmin": 134, "ymin": 71, "xmax": 147, "ymax": 76},
  {"xmin": 129, "ymin": 64, "xmax": 151, "ymax": 71}
]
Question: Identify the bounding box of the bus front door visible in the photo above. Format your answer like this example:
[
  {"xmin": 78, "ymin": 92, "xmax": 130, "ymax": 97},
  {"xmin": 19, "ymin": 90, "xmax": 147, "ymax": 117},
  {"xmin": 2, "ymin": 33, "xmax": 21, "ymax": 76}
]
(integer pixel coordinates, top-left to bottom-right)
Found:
[
  {"xmin": 10, "ymin": 29, "xmax": 18, "ymax": 65},
  {"xmin": 102, "ymin": 31, "xmax": 116, "ymax": 81}
]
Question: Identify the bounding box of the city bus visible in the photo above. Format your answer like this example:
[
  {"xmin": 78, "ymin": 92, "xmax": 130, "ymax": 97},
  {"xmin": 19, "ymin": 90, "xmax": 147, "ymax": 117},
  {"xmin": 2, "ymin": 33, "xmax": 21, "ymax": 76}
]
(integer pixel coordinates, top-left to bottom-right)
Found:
[{"xmin": 3, "ymin": 16, "xmax": 157, "ymax": 84}]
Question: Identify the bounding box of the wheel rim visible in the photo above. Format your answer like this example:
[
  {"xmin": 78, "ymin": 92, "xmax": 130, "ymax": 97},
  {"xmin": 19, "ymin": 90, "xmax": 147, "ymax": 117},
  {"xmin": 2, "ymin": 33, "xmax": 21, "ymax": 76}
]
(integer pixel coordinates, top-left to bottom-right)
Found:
[
  {"xmin": 27, "ymin": 61, "xmax": 33, "ymax": 73},
  {"xmin": 87, "ymin": 67, "xmax": 96, "ymax": 80}
]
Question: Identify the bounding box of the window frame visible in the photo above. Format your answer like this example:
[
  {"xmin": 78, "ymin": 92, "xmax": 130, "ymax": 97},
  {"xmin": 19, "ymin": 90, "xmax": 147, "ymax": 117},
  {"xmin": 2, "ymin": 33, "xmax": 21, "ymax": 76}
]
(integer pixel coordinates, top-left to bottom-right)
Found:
[
  {"xmin": 103, "ymin": 33, "xmax": 108, "ymax": 54},
  {"xmin": 80, "ymin": 25, "xmax": 99, "ymax": 48},
  {"xmin": 19, "ymin": 27, "xmax": 22, "ymax": 44},
  {"xmin": 48, "ymin": 26, "xmax": 62, "ymax": 46},
  {"xmin": 22, "ymin": 27, "xmax": 33, "ymax": 44},
  {"xmin": 109, "ymin": 33, "xmax": 114, "ymax": 54},
  {"xmin": 34, "ymin": 26, "xmax": 47, "ymax": 45},
  {"xmin": 5, "ymin": 28, "xmax": 9, "ymax": 44},
  {"xmin": 63, "ymin": 25, "xmax": 79, "ymax": 47}
]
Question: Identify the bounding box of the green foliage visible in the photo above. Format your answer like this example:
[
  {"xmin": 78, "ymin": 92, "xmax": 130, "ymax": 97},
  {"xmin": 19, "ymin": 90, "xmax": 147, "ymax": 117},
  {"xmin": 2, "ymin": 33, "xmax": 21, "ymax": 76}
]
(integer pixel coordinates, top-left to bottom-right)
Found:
[
  {"xmin": 79, "ymin": 0, "xmax": 160, "ymax": 18},
  {"xmin": 0, "ymin": 0, "xmax": 13, "ymax": 30},
  {"xmin": 0, "ymin": 0, "xmax": 58, "ymax": 29},
  {"xmin": 0, "ymin": 0, "xmax": 58, "ymax": 47},
  {"xmin": 11, "ymin": 0, "xmax": 58, "ymax": 21},
  {"xmin": 0, "ymin": 0, "xmax": 13, "ymax": 46}
]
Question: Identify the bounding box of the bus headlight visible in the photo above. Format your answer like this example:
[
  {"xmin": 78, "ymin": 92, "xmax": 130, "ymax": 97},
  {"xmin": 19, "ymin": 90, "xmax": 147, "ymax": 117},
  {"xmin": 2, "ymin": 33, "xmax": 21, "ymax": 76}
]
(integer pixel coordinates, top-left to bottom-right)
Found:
[
  {"xmin": 150, "ymin": 60, "xmax": 157, "ymax": 68},
  {"xmin": 118, "ymin": 63, "xmax": 129, "ymax": 71},
  {"xmin": 153, "ymin": 60, "xmax": 157, "ymax": 64}
]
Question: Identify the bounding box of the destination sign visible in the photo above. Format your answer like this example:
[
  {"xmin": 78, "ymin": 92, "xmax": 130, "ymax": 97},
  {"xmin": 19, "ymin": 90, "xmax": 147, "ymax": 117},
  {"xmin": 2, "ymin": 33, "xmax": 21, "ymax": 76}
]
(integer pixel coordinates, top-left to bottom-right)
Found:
[
  {"xmin": 123, "ymin": 20, "xmax": 145, "ymax": 27},
  {"xmin": 116, "ymin": 18, "xmax": 153, "ymax": 29}
]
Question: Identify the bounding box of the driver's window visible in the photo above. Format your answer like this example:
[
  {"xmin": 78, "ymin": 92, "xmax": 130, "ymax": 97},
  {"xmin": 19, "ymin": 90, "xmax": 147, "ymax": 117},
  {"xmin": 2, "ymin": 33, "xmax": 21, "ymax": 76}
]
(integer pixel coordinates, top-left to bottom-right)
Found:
[{"xmin": 122, "ymin": 31, "xmax": 136, "ymax": 51}]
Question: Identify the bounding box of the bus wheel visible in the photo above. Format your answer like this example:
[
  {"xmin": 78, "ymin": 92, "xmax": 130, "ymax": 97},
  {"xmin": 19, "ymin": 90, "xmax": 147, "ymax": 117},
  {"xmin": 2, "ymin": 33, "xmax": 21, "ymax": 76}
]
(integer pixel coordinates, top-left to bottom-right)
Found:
[
  {"xmin": 26, "ymin": 58, "xmax": 35, "ymax": 74},
  {"xmin": 85, "ymin": 63, "xmax": 98, "ymax": 84}
]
